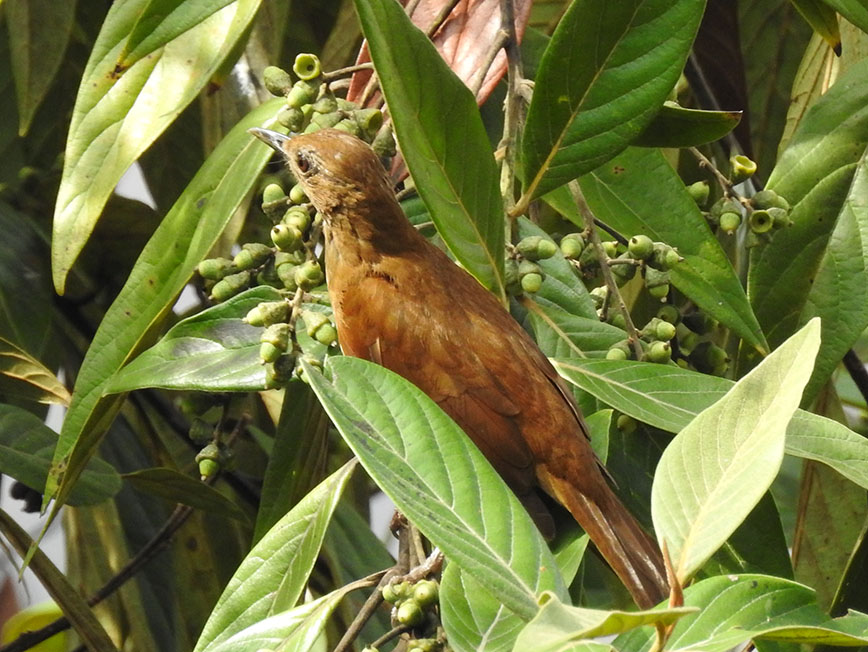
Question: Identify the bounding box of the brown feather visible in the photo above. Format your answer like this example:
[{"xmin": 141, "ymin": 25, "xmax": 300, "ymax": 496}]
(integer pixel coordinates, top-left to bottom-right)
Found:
[{"xmin": 265, "ymin": 128, "xmax": 668, "ymax": 608}]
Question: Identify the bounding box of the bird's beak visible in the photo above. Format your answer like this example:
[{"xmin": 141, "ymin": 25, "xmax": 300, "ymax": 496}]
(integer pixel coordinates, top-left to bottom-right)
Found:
[{"xmin": 248, "ymin": 127, "xmax": 290, "ymax": 154}]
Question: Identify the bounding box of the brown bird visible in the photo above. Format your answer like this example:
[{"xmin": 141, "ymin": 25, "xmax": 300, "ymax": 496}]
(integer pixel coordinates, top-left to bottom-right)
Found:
[{"xmin": 250, "ymin": 127, "xmax": 668, "ymax": 608}]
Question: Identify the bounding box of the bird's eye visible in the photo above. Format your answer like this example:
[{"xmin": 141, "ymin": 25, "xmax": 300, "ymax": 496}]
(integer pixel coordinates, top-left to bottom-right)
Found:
[{"xmin": 296, "ymin": 152, "xmax": 311, "ymax": 174}]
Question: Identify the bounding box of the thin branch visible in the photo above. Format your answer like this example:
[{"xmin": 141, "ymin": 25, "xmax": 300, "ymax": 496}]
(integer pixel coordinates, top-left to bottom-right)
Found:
[
  {"xmin": 332, "ymin": 568, "xmax": 398, "ymax": 652},
  {"xmin": 567, "ymin": 181, "xmax": 643, "ymax": 359},
  {"xmin": 497, "ymin": 0, "xmax": 525, "ymax": 221},
  {"xmin": 323, "ymin": 62, "xmax": 374, "ymax": 81}
]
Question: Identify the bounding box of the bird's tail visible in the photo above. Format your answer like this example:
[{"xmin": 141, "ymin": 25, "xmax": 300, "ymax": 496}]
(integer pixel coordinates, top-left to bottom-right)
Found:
[{"xmin": 543, "ymin": 472, "xmax": 668, "ymax": 609}]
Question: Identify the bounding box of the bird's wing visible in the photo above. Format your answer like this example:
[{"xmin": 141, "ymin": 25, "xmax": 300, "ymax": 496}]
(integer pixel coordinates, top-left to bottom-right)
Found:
[{"xmin": 333, "ymin": 268, "xmax": 538, "ymax": 495}]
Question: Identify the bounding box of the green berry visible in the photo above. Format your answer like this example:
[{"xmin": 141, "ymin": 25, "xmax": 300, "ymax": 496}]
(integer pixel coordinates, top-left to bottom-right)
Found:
[
  {"xmin": 656, "ymin": 304, "xmax": 680, "ymax": 324},
  {"xmin": 606, "ymin": 345, "xmax": 628, "ymax": 361},
  {"xmin": 277, "ymin": 263, "xmax": 298, "ymax": 290},
  {"xmin": 516, "ymin": 235, "xmax": 557, "ymax": 261},
  {"xmin": 259, "ymin": 341, "xmax": 283, "ymax": 364},
  {"xmin": 305, "ymin": 111, "xmax": 342, "ymax": 133},
  {"xmin": 198, "ymin": 458, "xmax": 220, "ymax": 479},
  {"xmin": 262, "ymin": 183, "xmax": 285, "ymax": 205},
  {"xmin": 372, "ymin": 124, "xmax": 397, "ymax": 157},
  {"xmin": 752, "ymin": 189, "xmax": 790, "ymax": 211},
  {"xmin": 686, "ymin": 180, "xmax": 710, "ymax": 207},
  {"xmin": 333, "ymin": 118, "xmax": 361, "ymax": 136},
  {"xmin": 610, "ymin": 255, "xmax": 636, "ymax": 285},
  {"xmin": 315, "ymin": 324, "xmax": 337, "ymax": 346},
  {"xmin": 382, "ymin": 583, "xmax": 401, "ymax": 604},
  {"xmin": 266, "ymin": 353, "xmax": 296, "ymax": 388},
  {"xmin": 627, "ymin": 234, "xmax": 653, "ymax": 260},
  {"xmin": 729, "ymin": 154, "xmax": 757, "ymax": 183},
  {"xmin": 271, "ymin": 223, "xmax": 303, "ymax": 251},
  {"xmin": 676, "ymin": 324, "xmax": 700, "ymax": 356},
  {"xmin": 656, "ymin": 320, "xmax": 676, "ymax": 341},
  {"xmin": 651, "ymin": 242, "xmax": 681, "ymax": 270},
  {"xmin": 719, "ymin": 211, "xmax": 741, "ymax": 234},
  {"xmin": 234, "ymin": 243, "xmax": 273, "ymax": 271},
  {"xmin": 616, "ymin": 413, "xmax": 637, "ymax": 433},
  {"xmin": 504, "ymin": 258, "xmax": 521, "ymax": 294},
  {"xmin": 261, "ymin": 323, "xmax": 290, "ymax": 348},
  {"xmin": 283, "ymin": 206, "xmax": 311, "ymax": 232},
  {"xmin": 245, "ymin": 300, "xmax": 290, "ymax": 327},
  {"xmin": 412, "ymin": 580, "xmax": 439, "ymax": 607},
  {"xmin": 286, "ymin": 79, "xmax": 318, "ymax": 109},
  {"xmin": 312, "ymin": 92, "xmax": 338, "ymax": 115},
  {"xmin": 277, "ymin": 106, "xmax": 304, "ymax": 132},
  {"xmin": 648, "ymin": 283, "xmax": 669, "ymax": 300},
  {"xmin": 354, "ymin": 108, "xmax": 384, "ymax": 139},
  {"xmin": 396, "ymin": 599, "xmax": 425, "ymax": 626},
  {"xmin": 294, "ymin": 260, "xmax": 324, "ymax": 290},
  {"xmin": 520, "ymin": 272, "xmax": 543, "ymax": 294},
  {"xmin": 768, "ymin": 206, "xmax": 791, "ymax": 229},
  {"xmin": 302, "ymin": 310, "xmax": 329, "ymax": 336},
  {"xmin": 188, "ymin": 418, "xmax": 213, "ymax": 444},
  {"xmin": 263, "ymin": 65, "xmax": 293, "ymax": 96},
  {"xmin": 644, "ymin": 266, "xmax": 669, "ymax": 289},
  {"xmin": 645, "ymin": 340, "xmax": 671, "ymax": 363},
  {"xmin": 602, "ymin": 240, "xmax": 618, "ymax": 259},
  {"xmin": 289, "ymin": 183, "xmax": 307, "ymax": 204},
  {"xmin": 210, "ymin": 271, "xmax": 250, "ymax": 301},
  {"xmin": 293, "ymin": 53, "xmax": 322, "ymax": 81},
  {"xmin": 198, "ymin": 257, "xmax": 236, "ymax": 281},
  {"xmin": 560, "ymin": 233, "xmax": 585, "ymax": 259},
  {"xmin": 608, "ymin": 312, "xmax": 626, "ymax": 330},
  {"xmin": 749, "ymin": 209, "xmax": 774, "ymax": 234}
]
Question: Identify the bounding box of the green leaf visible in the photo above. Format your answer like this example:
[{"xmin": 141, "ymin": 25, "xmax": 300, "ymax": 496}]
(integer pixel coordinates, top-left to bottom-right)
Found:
[
  {"xmin": 46, "ymin": 99, "xmax": 285, "ymax": 518},
  {"xmin": 51, "ymin": 0, "xmax": 262, "ymax": 292},
  {"xmin": 441, "ymin": 563, "xmax": 525, "ymax": 652},
  {"xmin": 0, "ymin": 404, "xmax": 120, "ymax": 506},
  {"xmin": 615, "ymin": 574, "xmax": 868, "ymax": 652},
  {"xmin": 553, "ymin": 357, "xmax": 868, "ymax": 491},
  {"xmin": 651, "ymin": 319, "xmax": 820, "ymax": 581},
  {"xmin": 193, "ymin": 461, "xmax": 355, "ymax": 652},
  {"xmin": 790, "ymin": 0, "xmax": 842, "ymax": 52},
  {"xmin": 818, "ymin": 0, "xmax": 868, "ymax": 38},
  {"xmin": 118, "ymin": 0, "xmax": 237, "ymax": 69},
  {"xmin": 205, "ymin": 590, "xmax": 347, "ymax": 652},
  {"xmin": 520, "ymin": 0, "xmax": 705, "ymax": 200},
  {"xmin": 5, "ymin": 0, "xmax": 76, "ymax": 135},
  {"xmin": 0, "ymin": 508, "xmax": 118, "ymax": 652},
  {"xmin": 107, "ymin": 286, "xmax": 282, "ymax": 394},
  {"xmin": 354, "ymin": 0, "xmax": 505, "ymax": 300},
  {"xmin": 305, "ymin": 357, "xmax": 567, "ymax": 621},
  {"xmin": 580, "ymin": 147, "xmax": 768, "ymax": 352},
  {"xmin": 123, "ymin": 467, "xmax": 248, "ymax": 522},
  {"xmin": 514, "ymin": 592, "xmax": 695, "ymax": 651},
  {"xmin": 800, "ymin": 150, "xmax": 868, "ymax": 401},
  {"xmin": 0, "ymin": 336, "xmax": 70, "ymax": 406},
  {"xmin": 633, "ymin": 104, "xmax": 742, "ymax": 148},
  {"xmin": 749, "ymin": 58, "xmax": 868, "ymax": 351}
]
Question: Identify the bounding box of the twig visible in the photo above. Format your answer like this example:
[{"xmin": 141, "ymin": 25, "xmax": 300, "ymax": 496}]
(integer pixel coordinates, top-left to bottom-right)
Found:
[
  {"xmin": 323, "ymin": 62, "xmax": 374, "ymax": 81},
  {"xmin": 844, "ymin": 349, "xmax": 868, "ymax": 411},
  {"xmin": 689, "ymin": 146, "xmax": 733, "ymax": 197},
  {"xmin": 567, "ymin": 181, "xmax": 643, "ymax": 359},
  {"xmin": 332, "ymin": 569, "xmax": 397, "ymax": 652},
  {"xmin": 497, "ymin": 0, "xmax": 524, "ymax": 221},
  {"xmin": 469, "ymin": 30, "xmax": 508, "ymax": 98}
]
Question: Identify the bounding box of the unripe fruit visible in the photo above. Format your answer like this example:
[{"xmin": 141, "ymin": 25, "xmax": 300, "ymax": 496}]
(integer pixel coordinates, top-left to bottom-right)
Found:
[
  {"xmin": 729, "ymin": 154, "xmax": 757, "ymax": 183},
  {"xmin": 263, "ymin": 65, "xmax": 292, "ymax": 96},
  {"xmin": 413, "ymin": 580, "xmax": 439, "ymax": 607},
  {"xmin": 262, "ymin": 183, "xmax": 285, "ymax": 205},
  {"xmin": 656, "ymin": 320, "xmax": 676, "ymax": 341},
  {"xmin": 606, "ymin": 343, "xmax": 629, "ymax": 360},
  {"xmin": 752, "ymin": 189, "xmax": 790, "ymax": 211},
  {"xmin": 651, "ymin": 242, "xmax": 681, "ymax": 270},
  {"xmin": 589, "ymin": 285, "xmax": 608, "ymax": 308},
  {"xmin": 372, "ymin": 124, "xmax": 397, "ymax": 157},
  {"xmin": 686, "ymin": 180, "xmax": 710, "ymax": 207},
  {"xmin": 312, "ymin": 93, "xmax": 338, "ymax": 115},
  {"xmin": 354, "ymin": 108, "xmax": 384, "ymax": 139},
  {"xmin": 260, "ymin": 341, "xmax": 283, "ymax": 363},
  {"xmin": 657, "ymin": 304, "xmax": 680, "ymax": 324},
  {"xmin": 210, "ymin": 271, "xmax": 250, "ymax": 301},
  {"xmin": 198, "ymin": 458, "xmax": 220, "ymax": 479},
  {"xmin": 315, "ymin": 324, "xmax": 338, "ymax": 346},
  {"xmin": 602, "ymin": 241, "xmax": 618, "ymax": 259},
  {"xmin": 289, "ymin": 183, "xmax": 308, "ymax": 204},
  {"xmin": 277, "ymin": 106, "xmax": 304, "ymax": 132},
  {"xmin": 283, "ymin": 206, "xmax": 311, "ymax": 232},
  {"xmin": 234, "ymin": 243, "xmax": 273, "ymax": 270},
  {"xmin": 271, "ymin": 223, "xmax": 303, "ymax": 251},
  {"xmin": 616, "ymin": 413, "xmax": 637, "ymax": 433},
  {"xmin": 277, "ymin": 263, "xmax": 298, "ymax": 291},
  {"xmin": 198, "ymin": 257, "xmax": 236, "ymax": 280},
  {"xmin": 245, "ymin": 300, "xmax": 290, "ymax": 327},
  {"xmin": 294, "ymin": 260, "xmax": 324, "ymax": 290},
  {"xmin": 261, "ymin": 322, "xmax": 290, "ymax": 348},
  {"xmin": 608, "ymin": 312, "xmax": 626, "ymax": 330},
  {"xmin": 293, "ymin": 53, "xmax": 322, "ymax": 81},
  {"xmin": 645, "ymin": 340, "xmax": 671, "ymax": 363},
  {"xmin": 644, "ymin": 266, "xmax": 669, "ymax": 289},
  {"xmin": 560, "ymin": 233, "xmax": 585, "ymax": 259},
  {"xmin": 266, "ymin": 353, "xmax": 296, "ymax": 388},
  {"xmin": 648, "ymin": 284, "xmax": 669, "ymax": 300},
  {"xmin": 628, "ymin": 234, "xmax": 653, "ymax": 260},
  {"xmin": 749, "ymin": 209, "xmax": 773, "ymax": 234},
  {"xmin": 286, "ymin": 80, "xmax": 318, "ymax": 109},
  {"xmin": 520, "ymin": 272, "xmax": 543, "ymax": 294},
  {"xmin": 719, "ymin": 211, "xmax": 741, "ymax": 234},
  {"xmin": 188, "ymin": 418, "xmax": 213, "ymax": 444},
  {"xmin": 610, "ymin": 255, "xmax": 636, "ymax": 285},
  {"xmin": 675, "ymin": 323, "xmax": 699, "ymax": 355},
  {"xmin": 516, "ymin": 235, "xmax": 558, "ymax": 261},
  {"xmin": 768, "ymin": 206, "xmax": 791, "ymax": 229},
  {"xmin": 305, "ymin": 111, "xmax": 342, "ymax": 133},
  {"xmin": 334, "ymin": 118, "xmax": 362, "ymax": 137},
  {"xmin": 396, "ymin": 599, "xmax": 425, "ymax": 626},
  {"xmin": 504, "ymin": 258, "xmax": 521, "ymax": 294}
]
